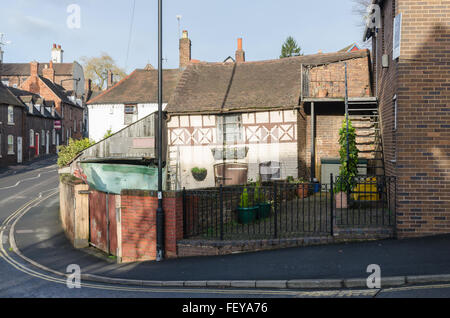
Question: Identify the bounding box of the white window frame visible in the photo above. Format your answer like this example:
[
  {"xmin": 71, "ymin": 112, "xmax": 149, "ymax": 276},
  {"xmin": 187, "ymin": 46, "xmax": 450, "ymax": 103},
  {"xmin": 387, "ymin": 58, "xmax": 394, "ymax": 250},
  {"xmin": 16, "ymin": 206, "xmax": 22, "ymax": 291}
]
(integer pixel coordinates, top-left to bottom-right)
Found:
[
  {"xmin": 7, "ymin": 135, "xmax": 14, "ymax": 155},
  {"xmin": 41, "ymin": 130, "xmax": 45, "ymax": 146},
  {"xmin": 52, "ymin": 129, "xmax": 56, "ymax": 145},
  {"xmin": 7, "ymin": 106, "xmax": 14, "ymax": 124},
  {"xmin": 124, "ymin": 104, "xmax": 138, "ymax": 125},
  {"xmin": 217, "ymin": 114, "xmax": 243, "ymax": 145},
  {"xmin": 30, "ymin": 129, "xmax": 35, "ymax": 147}
]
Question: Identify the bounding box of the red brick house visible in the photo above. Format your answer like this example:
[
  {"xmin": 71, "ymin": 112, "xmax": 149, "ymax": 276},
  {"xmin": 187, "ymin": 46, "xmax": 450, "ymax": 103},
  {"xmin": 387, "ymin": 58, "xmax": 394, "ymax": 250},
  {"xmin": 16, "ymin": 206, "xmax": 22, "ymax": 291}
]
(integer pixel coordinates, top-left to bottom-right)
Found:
[
  {"xmin": 364, "ymin": 0, "xmax": 450, "ymax": 238},
  {"xmin": 0, "ymin": 83, "xmax": 26, "ymax": 167},
  {"xmin": 19, "ymin": 61, "xmax": 84, "ymax": 144}
]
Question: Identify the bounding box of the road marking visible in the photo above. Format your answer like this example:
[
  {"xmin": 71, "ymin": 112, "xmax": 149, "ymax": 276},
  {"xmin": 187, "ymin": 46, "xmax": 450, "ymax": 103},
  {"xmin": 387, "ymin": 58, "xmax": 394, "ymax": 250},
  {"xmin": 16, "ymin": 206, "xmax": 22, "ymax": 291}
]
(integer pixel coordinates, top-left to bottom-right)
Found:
[
  {"xmin": 16, "ymin": 230, "xmax": 34, "ymax": 234},
  {"xmin": 0, "ymin": 169, "xmax": 57, "ymax": 190}
]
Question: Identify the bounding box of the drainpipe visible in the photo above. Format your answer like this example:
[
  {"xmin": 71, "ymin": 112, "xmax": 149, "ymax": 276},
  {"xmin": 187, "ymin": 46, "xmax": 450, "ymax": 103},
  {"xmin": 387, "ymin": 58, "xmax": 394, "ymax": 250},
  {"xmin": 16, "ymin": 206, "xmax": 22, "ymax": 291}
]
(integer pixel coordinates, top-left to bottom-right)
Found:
[
  {"xmin": 310, "ymin": 102, "xmax": 315, "ymax": 182},
  {"xmin": 156, "ymin": 0, "xmax": 165, "ymax": 262}
]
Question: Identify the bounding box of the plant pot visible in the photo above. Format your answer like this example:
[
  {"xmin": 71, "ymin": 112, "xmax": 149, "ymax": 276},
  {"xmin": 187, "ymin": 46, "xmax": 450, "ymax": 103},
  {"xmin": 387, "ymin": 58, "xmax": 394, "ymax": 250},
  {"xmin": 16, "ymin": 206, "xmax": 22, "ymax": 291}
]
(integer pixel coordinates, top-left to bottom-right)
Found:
[
  {"xmin": 297, "ymin": 184, "xmax": 309, "ymax": 198},
  {"xmin": 335, "ymin": 192, "xmax": 348, "ymax": 209},
  {"xmin": 192, "ymin": 169, "xmax": 207, "ymax": 182},
  {"xmin": 257, "ymin": 202, "xmax": 271, "ymax": 219},
  {"xmin": 237, "ymin": 206, "xmax": 258, "ymax": 224}
]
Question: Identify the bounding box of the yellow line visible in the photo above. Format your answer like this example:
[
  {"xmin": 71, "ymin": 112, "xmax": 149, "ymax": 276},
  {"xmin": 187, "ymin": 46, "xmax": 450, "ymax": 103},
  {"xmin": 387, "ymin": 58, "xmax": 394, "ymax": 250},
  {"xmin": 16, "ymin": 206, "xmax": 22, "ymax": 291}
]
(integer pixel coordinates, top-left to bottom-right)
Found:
[{"xmin": 0, "ymin": 192, "xmax": 310, "ymax": 296}]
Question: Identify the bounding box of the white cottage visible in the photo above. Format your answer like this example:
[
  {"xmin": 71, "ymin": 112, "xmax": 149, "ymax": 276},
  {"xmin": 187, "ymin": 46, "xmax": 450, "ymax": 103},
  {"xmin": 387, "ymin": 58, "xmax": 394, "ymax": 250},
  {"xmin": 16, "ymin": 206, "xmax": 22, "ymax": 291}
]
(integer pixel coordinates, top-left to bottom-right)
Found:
[{"xmin": 86, "ymin": 67, "xmax": 181, "ymax": 142}]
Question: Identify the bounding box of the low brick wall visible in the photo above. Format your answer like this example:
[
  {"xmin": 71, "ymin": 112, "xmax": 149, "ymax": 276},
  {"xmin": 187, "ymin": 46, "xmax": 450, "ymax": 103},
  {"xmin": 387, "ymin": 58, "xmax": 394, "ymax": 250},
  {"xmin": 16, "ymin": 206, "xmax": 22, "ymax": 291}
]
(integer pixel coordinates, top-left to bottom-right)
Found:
[
  {"xmin": 120, "ymin": 190, "xmax": 183, "ymax": 262},
  {"xmin": 177, "ymin": 227, "xmax": 394, "ymax": 258}
]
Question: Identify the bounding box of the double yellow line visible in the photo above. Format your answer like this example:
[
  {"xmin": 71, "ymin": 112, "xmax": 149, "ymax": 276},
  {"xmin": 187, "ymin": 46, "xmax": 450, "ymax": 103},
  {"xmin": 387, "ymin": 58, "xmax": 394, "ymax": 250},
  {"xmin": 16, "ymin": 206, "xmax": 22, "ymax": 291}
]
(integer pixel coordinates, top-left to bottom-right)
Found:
[{"xmin": 0, "ymin": 191, "xmax": 309, "ymax": 296}]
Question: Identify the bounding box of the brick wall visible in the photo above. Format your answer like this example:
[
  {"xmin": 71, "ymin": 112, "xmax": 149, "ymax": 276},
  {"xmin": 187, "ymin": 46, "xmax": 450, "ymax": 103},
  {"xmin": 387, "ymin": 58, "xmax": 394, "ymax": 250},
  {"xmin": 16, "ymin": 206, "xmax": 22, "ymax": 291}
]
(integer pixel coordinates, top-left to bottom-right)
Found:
[
  {"xmin": 308, "ymin": 56, "xmax": 372, "ymax": 98},
  {"xmin": 376, "ymin": 0, "xmax": 450, "ymax": 237},
  {"xmin": 120, "ymin": 190, "xmax": 183, "ymax": 262}
]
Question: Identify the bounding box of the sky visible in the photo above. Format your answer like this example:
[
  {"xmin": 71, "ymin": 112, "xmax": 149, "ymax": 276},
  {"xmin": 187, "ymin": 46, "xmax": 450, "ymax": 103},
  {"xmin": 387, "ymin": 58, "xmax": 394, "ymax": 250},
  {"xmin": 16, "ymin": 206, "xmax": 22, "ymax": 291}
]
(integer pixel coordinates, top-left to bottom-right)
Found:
[{"xmin": 0, "ymin": 0, "xmax": 368, "ymax": 73}]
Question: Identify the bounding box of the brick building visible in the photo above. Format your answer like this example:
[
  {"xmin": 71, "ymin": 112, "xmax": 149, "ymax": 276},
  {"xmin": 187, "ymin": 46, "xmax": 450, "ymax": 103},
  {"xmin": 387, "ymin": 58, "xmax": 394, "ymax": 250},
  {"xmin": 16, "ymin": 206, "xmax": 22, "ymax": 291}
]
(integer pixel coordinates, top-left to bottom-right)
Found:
[
  {"xmin": 0, "ymin": 44, "xmax": 85, "ymax": 98},
  {"xmin": 0, "ymin": 83, "xmax": 26, "ymax": 167},
  {"xmin": 19, "ymin": 61, "xmax": 84, "ymax": 144},
  {"xmin": 364, "ymin": 0, "xmax": 450, "ymax": 237}
]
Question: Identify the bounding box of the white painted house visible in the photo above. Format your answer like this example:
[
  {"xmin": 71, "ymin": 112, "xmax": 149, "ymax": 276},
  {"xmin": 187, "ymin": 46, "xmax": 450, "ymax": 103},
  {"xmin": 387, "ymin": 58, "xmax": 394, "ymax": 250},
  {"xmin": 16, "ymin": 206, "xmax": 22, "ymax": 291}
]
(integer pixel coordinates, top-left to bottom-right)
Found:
[{"xmin": 86, "ymin": 67, "xmax": 181, "ymax": 142}]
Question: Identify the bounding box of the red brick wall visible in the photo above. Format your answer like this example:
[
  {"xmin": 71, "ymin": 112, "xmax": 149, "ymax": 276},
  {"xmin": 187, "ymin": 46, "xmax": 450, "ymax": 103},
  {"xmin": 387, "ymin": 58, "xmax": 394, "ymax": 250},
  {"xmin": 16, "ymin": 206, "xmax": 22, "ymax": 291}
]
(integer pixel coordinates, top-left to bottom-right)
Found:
[
  {"xmin": 120, "ymin": 190, "xmax": 183, "ymax": 262},
  {"xmin": 376, "ymin": 0, "xmax": 450, "ymax": 237},
  {"xmin": 308, "ymin": 56, "xmax": 372, "ymax": 98}
]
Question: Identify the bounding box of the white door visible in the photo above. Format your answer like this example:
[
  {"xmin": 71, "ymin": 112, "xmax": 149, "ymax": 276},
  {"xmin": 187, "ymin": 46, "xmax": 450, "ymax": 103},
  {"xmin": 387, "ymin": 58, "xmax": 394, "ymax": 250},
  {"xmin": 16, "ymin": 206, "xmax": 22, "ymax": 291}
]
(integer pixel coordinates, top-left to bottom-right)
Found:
[
  {"xmin": 56, "ymin": 134, "xmax": 60, "ymax": 153},
  {"xmin": 17, "ymin": 137, "xmax": 22, "ymax": 163},
  {"xmin": 46, "ymin": 132, "xmax": 49, "ymax": 154}
]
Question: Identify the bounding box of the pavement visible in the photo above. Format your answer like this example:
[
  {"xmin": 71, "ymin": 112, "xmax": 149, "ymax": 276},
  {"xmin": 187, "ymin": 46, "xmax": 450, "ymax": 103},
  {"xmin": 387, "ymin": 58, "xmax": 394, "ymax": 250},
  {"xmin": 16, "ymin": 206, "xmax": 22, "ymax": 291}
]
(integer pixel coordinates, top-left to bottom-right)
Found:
[{"xmin": 10, "ymin": 180, "xmax": 450, "ymax": 289}]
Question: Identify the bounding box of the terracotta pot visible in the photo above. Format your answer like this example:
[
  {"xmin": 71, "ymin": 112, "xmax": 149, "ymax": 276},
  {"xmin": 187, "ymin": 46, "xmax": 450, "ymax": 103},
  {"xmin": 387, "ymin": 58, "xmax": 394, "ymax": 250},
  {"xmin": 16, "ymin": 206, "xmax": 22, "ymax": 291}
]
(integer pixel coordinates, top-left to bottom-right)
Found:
[
  {"xmin": 297, "ymin": 183, "xmax": 309, "ymax": 198},
  {"xmin": 335, "ymin": 192, "xmax": 348, "ymax": 209}
]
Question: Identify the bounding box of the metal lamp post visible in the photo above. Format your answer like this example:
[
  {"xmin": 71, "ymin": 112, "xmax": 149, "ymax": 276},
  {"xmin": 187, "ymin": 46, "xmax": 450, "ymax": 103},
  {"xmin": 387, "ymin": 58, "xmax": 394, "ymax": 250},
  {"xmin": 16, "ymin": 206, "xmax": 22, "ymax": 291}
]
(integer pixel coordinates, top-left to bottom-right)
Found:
[{"xmin": 156, "ymin": 0, "xmax": 165, "ymax": 262}]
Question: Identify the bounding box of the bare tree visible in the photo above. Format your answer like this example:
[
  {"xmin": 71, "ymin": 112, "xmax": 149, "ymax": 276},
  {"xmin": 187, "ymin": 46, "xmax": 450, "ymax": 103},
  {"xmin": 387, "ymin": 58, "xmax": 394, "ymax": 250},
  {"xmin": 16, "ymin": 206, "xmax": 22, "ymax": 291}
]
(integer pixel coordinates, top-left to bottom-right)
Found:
[
  {"xmin": 352, "ymin": 0, "xmax": 373, "ymax": 48},
  {"xmin": 80, "ymin": 53, "xmax": 127, "ymax": 90}
]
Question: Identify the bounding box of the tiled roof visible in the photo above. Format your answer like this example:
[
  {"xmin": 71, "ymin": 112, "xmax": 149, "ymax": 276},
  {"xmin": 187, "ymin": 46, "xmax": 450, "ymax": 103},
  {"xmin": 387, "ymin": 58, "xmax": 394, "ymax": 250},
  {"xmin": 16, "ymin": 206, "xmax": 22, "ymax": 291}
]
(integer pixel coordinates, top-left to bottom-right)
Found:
[
  {"xmin": 0, "ymin": 83, "xmax": 25, "ymax": 107},
  {"xmin": 166, "ymin": 50, "xmax": 370, "ymax": 114},
  {"xmin": 0, "ymin": 63, "xmax": 75, "ymax": 76},
  {"xmin": 39, "ymin": 76, "xmax": 80, "ymax": 107},
  {"xmin": 87, "ymin": 68, "xmax": 181, "ymax": 105}
]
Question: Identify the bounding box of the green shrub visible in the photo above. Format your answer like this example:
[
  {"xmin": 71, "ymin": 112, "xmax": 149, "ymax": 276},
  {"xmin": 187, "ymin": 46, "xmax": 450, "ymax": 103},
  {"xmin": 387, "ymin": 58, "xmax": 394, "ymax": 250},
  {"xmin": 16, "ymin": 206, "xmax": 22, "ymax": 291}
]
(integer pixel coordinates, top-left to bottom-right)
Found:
[
  {"xmin": 57, "ymin": 138, "xmax": 96, "ymax": 167},
  {"xmin": 239, "ymin": 187, "xmax": 249, "ymax": 208},
  {"xmin": 334, "ymin": 116, "xmax": 359, "ymax": 193}
]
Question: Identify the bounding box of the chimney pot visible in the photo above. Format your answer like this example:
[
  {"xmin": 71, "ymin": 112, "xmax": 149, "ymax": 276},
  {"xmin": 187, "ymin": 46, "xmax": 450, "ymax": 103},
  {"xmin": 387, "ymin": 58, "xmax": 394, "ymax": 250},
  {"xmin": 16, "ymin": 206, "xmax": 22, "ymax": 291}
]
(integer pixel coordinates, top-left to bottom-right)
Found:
[{"xmin": 235, "ymin": 38, "xmax": 245, "ymax": 63}]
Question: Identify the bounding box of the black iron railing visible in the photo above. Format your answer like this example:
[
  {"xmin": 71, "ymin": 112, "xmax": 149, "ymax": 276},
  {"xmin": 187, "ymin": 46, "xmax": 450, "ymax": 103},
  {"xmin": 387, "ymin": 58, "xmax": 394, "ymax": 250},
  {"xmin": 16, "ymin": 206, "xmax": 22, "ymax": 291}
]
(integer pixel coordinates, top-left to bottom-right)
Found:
[{"xmin": 182, "ymin": 175, "xmax": 396, "ymax": 241}]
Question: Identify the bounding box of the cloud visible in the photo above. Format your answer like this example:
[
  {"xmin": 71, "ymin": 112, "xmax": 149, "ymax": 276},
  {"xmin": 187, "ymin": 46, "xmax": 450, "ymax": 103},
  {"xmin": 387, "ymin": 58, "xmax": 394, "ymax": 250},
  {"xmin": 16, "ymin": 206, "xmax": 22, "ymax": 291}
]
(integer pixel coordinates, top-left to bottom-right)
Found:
[{"xmin": 8, "ymin": 14, "xmax": 62, "ymax": 36}]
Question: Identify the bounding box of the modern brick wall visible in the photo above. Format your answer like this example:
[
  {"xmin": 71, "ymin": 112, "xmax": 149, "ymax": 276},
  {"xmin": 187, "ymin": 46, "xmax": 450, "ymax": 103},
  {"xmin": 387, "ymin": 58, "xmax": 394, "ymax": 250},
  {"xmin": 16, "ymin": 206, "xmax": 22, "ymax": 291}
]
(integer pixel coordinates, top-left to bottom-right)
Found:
[
  {"xmin": 120, "ymin": 190, "xmax": 183, "ymax": 262},
  {"xmin": 376, "ymin": 0, "xmax": 450, "ymax": 237}
]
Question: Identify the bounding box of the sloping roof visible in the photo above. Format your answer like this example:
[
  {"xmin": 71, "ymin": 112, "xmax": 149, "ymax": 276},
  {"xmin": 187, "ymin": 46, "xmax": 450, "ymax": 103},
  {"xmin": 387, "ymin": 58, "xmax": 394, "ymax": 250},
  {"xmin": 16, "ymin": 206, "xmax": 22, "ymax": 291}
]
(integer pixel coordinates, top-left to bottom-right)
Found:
[
  {"xmin": 39, "ymin": 76, "xmax": 80, "ymax": 107},
  {"xmin": 166, "ymin": 50, "xmax": 370, "ymax": 114},
  {"xmin": 0, "ymin": 83, "xmax": 25, "ymax": 107},
  {"xmin": 0, "ymin": 63, "xmax": 74, "ymax": 76},
  {"xmin": 339, "ymin": 43, "xmax": 360, "ymax": 52},
  {"xmin": 87, "ymin": 68, "xmax": 181, "ymax": 105}
]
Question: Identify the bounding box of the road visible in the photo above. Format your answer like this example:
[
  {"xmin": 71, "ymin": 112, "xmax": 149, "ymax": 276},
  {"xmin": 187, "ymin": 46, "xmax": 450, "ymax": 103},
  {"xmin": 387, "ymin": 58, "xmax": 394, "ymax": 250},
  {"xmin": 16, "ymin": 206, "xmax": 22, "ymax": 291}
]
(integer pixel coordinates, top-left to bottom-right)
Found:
[{"xmin": 0, "ymin": 157, "xmax": 449, "ymax": 300}]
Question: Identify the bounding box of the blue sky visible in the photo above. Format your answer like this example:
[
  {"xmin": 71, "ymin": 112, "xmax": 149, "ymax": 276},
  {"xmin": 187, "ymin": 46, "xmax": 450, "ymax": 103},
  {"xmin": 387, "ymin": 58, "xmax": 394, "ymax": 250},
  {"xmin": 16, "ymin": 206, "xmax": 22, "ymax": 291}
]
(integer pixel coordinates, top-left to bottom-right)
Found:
[{"xmin": 0, "ymin": 0, "xmax": 367, "ymax": 73}]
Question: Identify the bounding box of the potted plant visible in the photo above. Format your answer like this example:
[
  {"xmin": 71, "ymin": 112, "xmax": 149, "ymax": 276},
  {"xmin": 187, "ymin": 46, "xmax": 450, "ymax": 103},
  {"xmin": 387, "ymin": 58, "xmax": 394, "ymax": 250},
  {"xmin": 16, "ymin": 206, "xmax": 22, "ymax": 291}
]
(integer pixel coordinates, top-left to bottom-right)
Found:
[
  {"xmin": 191, "ymin": 167, "xmax": 207, "ymax": 182},
  {"xmin": 254, "ymin": 179, "xmax": 271, "ymax": 219},
  {"xmin": 334, "ymin": 116, "xmax": 359, "ymax": 209},
  {"xmin": 287, "ymin": 176, "xmax": 309, "ymax": 198},
  {"xmin": 237, "ymin": 187, "xmax": 258, "ymax": 224}
]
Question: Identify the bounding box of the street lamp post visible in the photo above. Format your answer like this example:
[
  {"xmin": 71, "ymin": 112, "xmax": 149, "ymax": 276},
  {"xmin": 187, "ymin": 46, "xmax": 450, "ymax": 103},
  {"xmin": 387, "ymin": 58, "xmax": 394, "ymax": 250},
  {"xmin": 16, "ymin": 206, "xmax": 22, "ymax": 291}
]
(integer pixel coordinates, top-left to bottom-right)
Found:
[{"xmin": 156, "ymin": 0, "xmax": 165, "ymax": 262}]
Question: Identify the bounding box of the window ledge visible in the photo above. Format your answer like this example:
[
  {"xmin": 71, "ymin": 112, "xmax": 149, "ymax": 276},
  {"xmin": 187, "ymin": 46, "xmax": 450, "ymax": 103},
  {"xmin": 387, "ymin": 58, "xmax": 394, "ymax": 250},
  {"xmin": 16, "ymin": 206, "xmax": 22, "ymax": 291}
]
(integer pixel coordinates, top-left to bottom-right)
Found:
[
  {"xmin": 7, "ymin": 122, "xmax": 15, "ymax": 126},
  {"xmin": 7, "ymin": 152, "xmax": 15, "ymax": 156}
]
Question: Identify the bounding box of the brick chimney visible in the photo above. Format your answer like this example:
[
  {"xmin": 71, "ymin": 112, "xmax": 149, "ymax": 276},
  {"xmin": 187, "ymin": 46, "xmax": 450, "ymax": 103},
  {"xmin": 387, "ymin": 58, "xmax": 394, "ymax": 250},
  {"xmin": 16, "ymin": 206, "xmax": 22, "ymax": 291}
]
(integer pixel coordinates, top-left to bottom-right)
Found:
[
  {"xmin": 235, "ymin": 38, "xmax": 245, "ymax": 63},
  {"xmin": 30, "ymin": 61, "xmax": 39, "ymax": 77},
  {"xmin": 42, "ymin": 61, "xmax": 55, "ymax": 82},
  {"xmin": 85, "ymin": 78, "xmax": 92, "ymax": 92},
  {"xmin": 107, "ymin": 70, "xmax": 114, "ymax": 89},
  {"xmin": 179, "ymin": 30, "xmax": 191, "ymax": 69}
]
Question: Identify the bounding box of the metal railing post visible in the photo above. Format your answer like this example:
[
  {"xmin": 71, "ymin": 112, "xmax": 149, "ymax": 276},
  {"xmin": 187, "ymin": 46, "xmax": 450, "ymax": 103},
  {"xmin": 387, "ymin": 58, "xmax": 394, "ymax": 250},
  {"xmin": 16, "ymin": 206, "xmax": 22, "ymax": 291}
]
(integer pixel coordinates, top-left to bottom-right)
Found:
[
  {"xmin": 219, "ymin": 185, "xmax": 224, "ymax": 241},
  {"xmin": 330, "ymin": 174, "xmax": 334, "ymax": 236},
  {"xmin": 274, "ymin": 183, "xmax": 278, "ymax": 239},
  {"xmin": 182, "ymin": 187, "xmax": 186, "ymax": 238}
]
